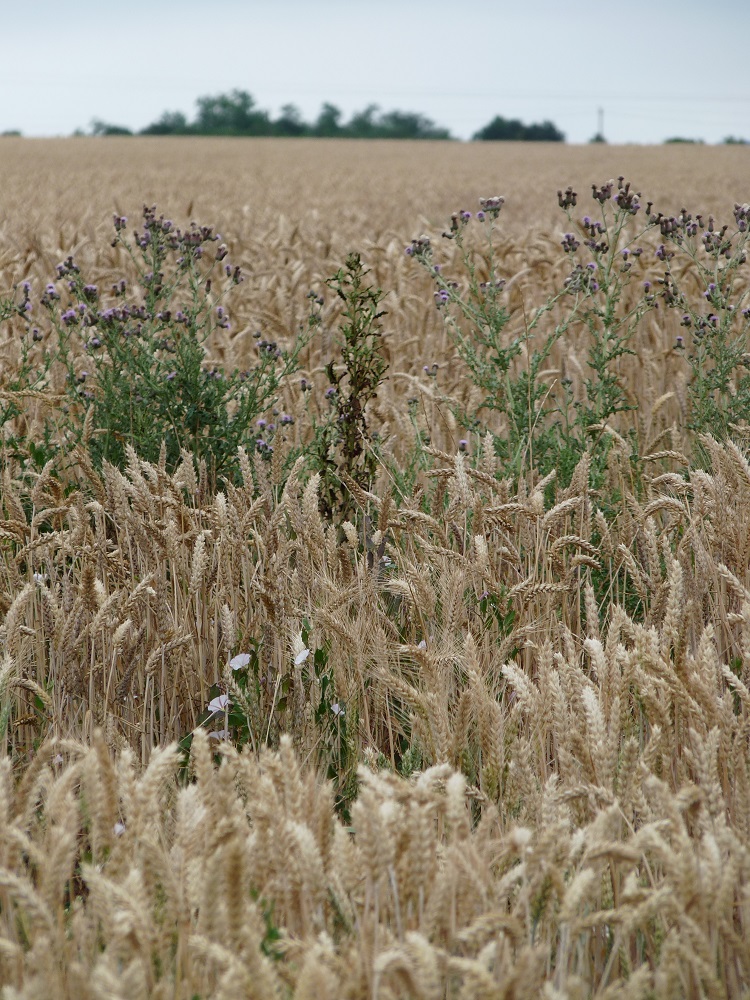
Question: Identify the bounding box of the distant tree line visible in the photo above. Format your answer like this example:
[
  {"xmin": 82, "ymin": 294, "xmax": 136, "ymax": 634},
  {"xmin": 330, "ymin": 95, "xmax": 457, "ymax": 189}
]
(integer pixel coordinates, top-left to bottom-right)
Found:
[
  {"xmin": 472, "ymin": 116, "xmax": 565, "ymax": 142},
  {"xmin": 84, "ymin": 90, "xmax": 573, "ymax": 142},
  {"xmin": 6, "ymin": 98, "xmax": 748, "ymax": 144},
  {"xmin": 89, "ymin": 90, "xmax": 453, "ymax": 140}
]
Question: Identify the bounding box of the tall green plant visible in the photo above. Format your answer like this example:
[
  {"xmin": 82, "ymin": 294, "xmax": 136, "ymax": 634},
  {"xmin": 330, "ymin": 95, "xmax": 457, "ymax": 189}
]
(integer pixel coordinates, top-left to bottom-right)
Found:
[{"xmin": 310, "ymin": 252, "xmax": 388, "ymax": 521}]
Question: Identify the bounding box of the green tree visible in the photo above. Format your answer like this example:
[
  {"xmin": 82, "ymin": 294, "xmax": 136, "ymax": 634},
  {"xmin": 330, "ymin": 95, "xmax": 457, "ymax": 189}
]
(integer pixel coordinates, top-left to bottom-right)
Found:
[
  {"xmin": 141, "ymin": 111, "xmax": 190, "ymax": 135},
  {"xmin": 376, "ymin": 110, "xmax": 450, "ymax": 139},
  {"xmin": 194, "ymin": 89, "xmax": 270, "ymax": 135},
  {"xmin": 313, "ymin": 103, "xmax": 343, "ymax": 137},
  {"xmin": 473, "ymin": 115, "xmax": 564, "ymax": 142},
  {"xmin": 274, "ymin": 103, "xmax": 309, "ymax": 137},
  {"xmin": 348, "ymin": 104, "xmax": 380, "ymax": 138}
]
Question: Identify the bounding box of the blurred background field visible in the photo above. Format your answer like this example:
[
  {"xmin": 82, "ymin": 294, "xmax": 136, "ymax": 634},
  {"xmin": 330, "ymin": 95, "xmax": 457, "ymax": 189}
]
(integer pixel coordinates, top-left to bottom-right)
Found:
[{"xmin": 2, "ymin": 136, "xmax": 747, "ymax": 263}]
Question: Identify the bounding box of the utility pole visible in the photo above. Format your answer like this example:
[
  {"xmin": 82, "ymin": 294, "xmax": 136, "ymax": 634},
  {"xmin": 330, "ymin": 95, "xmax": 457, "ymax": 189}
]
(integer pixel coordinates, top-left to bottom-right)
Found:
[{"xmin": 598, "ymin": 107, "xmax": 604, "ymax": 141}]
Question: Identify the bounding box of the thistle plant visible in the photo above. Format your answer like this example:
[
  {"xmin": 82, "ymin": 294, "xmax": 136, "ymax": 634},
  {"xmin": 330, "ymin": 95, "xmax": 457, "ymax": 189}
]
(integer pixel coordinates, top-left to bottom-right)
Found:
[
  {"xmin": 653, "ymin": 200, "xmax": 750, "ymax": 441},
  {"xmin": 0, "ymin": 282, "xmax": 60, "ymax": 469},
  {"xmin": 40, "ymin": 206, "xmax": 312, "ymax": 486},
  {"xmin": 550, "ymin": 178, "xmax": 663, "ymax": 479},
  {"xmin": 406, "ymin": 198, "xmax": 586, "ymax": 481},
  {"xmin": 406, "ymin": 179, "xmax": 665, "ymax": 484}
]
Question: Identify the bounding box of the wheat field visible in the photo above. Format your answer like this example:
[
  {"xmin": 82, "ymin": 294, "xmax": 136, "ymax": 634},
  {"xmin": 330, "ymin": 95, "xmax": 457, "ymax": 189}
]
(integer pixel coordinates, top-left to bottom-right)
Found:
[{"xmin": 1, "ymin": 138, "xmax": 750, "ymax": 998}]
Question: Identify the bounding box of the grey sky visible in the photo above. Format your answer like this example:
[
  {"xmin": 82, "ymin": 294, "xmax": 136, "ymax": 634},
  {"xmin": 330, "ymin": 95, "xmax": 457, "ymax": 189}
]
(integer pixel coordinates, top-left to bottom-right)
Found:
[{"xmin": 3, "ymin": 0, "xmax": 749, "ymax": 143}]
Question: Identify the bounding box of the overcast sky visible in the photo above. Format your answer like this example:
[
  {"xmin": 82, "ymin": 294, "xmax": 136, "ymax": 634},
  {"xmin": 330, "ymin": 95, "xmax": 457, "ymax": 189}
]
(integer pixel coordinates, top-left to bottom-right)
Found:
[{"xmin": 2, "ymin": 0, "xmax": 749, "ymax": 144}]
